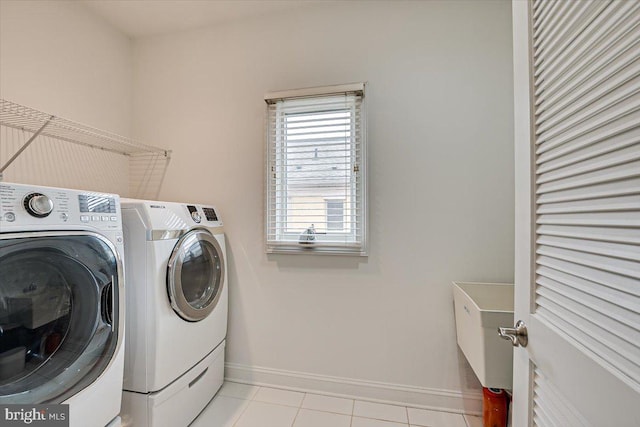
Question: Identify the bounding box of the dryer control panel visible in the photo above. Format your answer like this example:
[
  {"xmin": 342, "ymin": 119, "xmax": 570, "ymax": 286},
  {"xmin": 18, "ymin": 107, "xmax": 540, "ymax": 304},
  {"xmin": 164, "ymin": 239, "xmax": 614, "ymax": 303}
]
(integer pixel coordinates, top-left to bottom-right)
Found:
[
  {"xmin": 0, "ymin": 182, "xmax": 122, "ymax": 233},
  {"xmin": 187, "ymin": 205, "xmax": 220, "ymax": 225},
  {"xmin": 121, "ymin": 199, "xmax": 222, "ymax": 233},
  {"xmin": 192, "ymin": 205, "xmax": 221, "ymax": 226}
]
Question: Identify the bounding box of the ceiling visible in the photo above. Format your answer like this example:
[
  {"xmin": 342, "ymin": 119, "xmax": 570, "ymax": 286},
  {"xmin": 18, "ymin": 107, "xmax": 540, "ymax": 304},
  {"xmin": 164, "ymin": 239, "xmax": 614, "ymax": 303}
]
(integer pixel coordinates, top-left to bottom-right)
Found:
[{"xmin": 83, "ymin": 0, "xmax": 325, "ymax": 38}]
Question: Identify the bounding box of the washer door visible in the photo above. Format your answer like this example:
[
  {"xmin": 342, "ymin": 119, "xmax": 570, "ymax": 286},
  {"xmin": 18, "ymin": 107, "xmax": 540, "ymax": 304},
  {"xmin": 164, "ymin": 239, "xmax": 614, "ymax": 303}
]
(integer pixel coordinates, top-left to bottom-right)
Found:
[
  {"xmin": 167, "ymin": 229, "xmax": 224, "ymax": 322},
  {"xmin": 0, "ymin": 232, "xmax": 121, "ymax": 404}
]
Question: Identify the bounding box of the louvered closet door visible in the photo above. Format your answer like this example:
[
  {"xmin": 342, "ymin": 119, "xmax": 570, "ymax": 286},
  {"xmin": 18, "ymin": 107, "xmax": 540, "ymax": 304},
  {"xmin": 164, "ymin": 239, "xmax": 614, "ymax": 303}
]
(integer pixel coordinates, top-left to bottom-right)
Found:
[{"xmin": 512, "ymin": 1, "xmax": 640, "ymax": 426}]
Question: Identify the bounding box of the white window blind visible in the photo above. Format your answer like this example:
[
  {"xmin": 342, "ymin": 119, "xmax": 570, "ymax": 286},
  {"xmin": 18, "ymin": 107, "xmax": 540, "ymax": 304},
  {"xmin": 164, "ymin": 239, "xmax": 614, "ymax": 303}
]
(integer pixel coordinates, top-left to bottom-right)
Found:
[
  {"xmin": 531, "ymin": 0, "xmax": 640, "ymax": 391},
  {"xmin": 265, "ymin": 84, "xmax": 366, "ymax": 255}
]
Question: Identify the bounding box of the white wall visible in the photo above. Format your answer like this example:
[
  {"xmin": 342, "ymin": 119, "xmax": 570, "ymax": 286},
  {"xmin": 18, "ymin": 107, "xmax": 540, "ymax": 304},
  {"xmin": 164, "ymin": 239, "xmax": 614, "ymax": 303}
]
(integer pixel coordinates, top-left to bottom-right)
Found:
[
  {"xmin": 132, "ymin": 0, "xmax": 516, "ymax": 411},
  {"xmin": 0, "ymin": 0, "xmax": 133, "ymax": 194}
]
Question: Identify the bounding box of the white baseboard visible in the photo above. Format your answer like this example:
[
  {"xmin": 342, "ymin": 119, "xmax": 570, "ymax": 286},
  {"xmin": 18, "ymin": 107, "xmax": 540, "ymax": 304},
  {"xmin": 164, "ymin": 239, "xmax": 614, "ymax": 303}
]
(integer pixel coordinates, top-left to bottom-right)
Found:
[{"xmin": 225, "ymin": 363, "xmax": 482, "ymax": 416}]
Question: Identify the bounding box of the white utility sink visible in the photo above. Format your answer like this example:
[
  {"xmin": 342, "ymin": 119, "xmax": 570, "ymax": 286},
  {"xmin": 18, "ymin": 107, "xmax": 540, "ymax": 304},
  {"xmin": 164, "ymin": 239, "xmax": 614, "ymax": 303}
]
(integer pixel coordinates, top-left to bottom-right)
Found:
[{"xmin": 453, "ymin": 281, "xmax": 514, "ymax": 389}]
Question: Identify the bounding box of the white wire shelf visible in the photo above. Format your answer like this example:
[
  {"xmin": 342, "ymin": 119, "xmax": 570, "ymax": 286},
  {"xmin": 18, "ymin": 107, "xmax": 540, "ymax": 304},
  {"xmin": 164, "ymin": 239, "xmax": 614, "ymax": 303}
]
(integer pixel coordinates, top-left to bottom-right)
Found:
[
  {"xmin": 0, "ymin": 99, "xmax": 171, "ymax": 199},
  {"xmin": 0, "ymin": 99, "xmax": 170, "ymax": 158}
]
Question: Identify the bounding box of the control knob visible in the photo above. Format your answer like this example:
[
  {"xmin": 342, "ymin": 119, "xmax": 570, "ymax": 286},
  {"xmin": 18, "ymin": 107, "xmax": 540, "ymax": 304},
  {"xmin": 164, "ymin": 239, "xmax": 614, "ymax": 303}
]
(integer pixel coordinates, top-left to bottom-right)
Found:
[
  {"xmin": 191, "ymin": 211, "xmax": 201, "ymax": 223},
  {"xmin": 24, "ymin": 193, "xmax": 54, "ymax": 218}
]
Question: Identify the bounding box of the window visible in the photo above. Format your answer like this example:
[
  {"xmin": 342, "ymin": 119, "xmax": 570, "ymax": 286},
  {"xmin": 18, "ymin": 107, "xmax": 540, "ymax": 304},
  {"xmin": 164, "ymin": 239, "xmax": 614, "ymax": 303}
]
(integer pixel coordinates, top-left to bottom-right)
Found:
[{"xmin": 265, "ymin": 83, "xmax": 367, "ymax": 255}]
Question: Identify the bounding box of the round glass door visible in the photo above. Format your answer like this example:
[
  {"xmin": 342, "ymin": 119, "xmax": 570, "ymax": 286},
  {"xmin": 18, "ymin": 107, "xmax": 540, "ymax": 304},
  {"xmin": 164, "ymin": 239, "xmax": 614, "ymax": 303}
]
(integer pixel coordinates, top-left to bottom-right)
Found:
[
  {"xmin": 0, "ymin": 233, "xmax": 120, "ymax": 404},
  {"xmin": 167, "ymin": 229, "xmax": 224, "ymax": 322}
]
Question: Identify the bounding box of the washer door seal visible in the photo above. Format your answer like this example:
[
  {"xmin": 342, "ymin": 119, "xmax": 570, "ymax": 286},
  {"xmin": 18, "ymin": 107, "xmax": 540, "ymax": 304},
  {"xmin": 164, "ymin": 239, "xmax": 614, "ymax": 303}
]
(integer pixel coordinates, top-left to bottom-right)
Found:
[{"xmin": 167, "ymin": 229, "xmax": 224, "ymax": 322}]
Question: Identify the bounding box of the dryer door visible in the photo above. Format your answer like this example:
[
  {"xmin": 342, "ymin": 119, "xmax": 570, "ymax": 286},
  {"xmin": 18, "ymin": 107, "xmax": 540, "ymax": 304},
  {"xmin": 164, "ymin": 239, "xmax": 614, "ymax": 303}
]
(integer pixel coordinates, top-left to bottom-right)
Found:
[
  {"xmin": 0, "ymin": 232, "xmax": 121, "ymax": 404},
  {"xmin": 167, "ymin": 229, "xmax": 225, "ymax": 322}
]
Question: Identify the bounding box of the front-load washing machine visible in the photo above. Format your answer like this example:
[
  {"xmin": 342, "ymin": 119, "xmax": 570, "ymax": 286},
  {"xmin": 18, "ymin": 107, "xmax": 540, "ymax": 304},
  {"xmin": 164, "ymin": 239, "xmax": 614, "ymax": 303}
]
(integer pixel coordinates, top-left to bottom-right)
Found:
[
  {"xmin": 0, "ymin": 182, "xmax": 125, "ymax": 427},
  {"xmin": 120, "ymin": 200, "xmax": 227, "ymax": 427}
]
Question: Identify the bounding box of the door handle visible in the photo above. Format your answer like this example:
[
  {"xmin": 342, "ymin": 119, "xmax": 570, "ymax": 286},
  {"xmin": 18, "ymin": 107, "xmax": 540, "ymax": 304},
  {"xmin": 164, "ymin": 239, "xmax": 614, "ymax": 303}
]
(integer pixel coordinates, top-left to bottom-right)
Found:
[{"xmin": 498, "ymin": 320, "xmax": 528, "ymax": 347}]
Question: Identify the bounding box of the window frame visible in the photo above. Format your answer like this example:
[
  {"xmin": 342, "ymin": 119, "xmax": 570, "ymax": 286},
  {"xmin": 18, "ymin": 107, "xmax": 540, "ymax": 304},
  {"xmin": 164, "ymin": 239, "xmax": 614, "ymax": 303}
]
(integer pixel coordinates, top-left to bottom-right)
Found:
[{"xmin": 264, "ymin": 83, "xmax": 367, "ymax": 256}]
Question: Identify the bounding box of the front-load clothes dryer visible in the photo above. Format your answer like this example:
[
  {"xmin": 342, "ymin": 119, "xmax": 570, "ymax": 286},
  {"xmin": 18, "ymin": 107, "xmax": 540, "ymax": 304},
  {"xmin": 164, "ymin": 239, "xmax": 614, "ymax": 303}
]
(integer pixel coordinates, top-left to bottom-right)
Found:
[
  {"xmin": 0, "ymin": 182, "xmax": 125, "ymax": 427},
  {"xmin": 120, "ymin": 200, "xmax": 227, "ymax": 427}
]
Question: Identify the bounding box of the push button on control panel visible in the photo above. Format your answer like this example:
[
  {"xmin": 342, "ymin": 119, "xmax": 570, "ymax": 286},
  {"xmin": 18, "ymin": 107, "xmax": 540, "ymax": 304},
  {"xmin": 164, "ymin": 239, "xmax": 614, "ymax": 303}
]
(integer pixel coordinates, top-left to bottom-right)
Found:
[
  {"xmin": 3, "ymin": 212, "xmax": 15, "ymax": 222},
  {"xmin": 81, "ymin": 214, "xmax": 118, "ymax": 223}
]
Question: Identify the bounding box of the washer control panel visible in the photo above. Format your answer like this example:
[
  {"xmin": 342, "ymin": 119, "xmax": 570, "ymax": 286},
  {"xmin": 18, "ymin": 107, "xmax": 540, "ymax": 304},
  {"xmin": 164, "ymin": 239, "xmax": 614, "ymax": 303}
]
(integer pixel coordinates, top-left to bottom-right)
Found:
[{"xmin": 0, "ymin": 182, "xmax": 122, "ymax": 232}]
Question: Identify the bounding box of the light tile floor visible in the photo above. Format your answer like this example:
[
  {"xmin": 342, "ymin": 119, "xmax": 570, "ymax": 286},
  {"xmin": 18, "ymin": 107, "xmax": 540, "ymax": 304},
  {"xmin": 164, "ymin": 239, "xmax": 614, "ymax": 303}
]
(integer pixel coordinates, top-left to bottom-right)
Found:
[{"xmin": 190, "ymin": 382, "xmax": 482, "ymax": 427}]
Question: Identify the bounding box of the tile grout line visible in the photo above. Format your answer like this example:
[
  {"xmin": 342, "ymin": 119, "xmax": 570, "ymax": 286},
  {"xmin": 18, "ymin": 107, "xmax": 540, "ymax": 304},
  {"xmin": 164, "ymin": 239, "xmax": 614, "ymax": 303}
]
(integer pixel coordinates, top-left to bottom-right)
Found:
[
  {"xmin": 229, "ymin": 397, "xmax": 252, "ymax": 427},
  {"xmin": 249, "ymin": 384, "xmax": 261, "ymax": 401},
  {"xmin": 290, "ymin": 392, "xmax": 306, "ymax": 427},
  {"xmin": 230, "ymin": 385, "xmax": 261, "ymax": 427},
  {"xmin": 252, "ymin": 388, "xmax": 308, "ymax": 409},
  {"xmin": 350, "ymin": 399, "xmax": 355, "ymax": 427},
  {"xmin": 352, "ymin": 400, "xmax": 413, "ymax": 425},
  {"xmin": 296, "ymin": 395, "xmax": 356, "ymax": 418},
  {"xmin": 463, "ymin": 412, "xmax": 471, "ymax": 427}
]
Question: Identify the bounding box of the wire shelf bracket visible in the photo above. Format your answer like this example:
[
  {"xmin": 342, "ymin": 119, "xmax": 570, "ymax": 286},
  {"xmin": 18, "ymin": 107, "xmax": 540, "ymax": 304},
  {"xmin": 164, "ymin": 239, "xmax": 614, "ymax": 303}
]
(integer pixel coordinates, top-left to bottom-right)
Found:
[
  {"xmin": 0, "ymin": 115, "xmax": 53, "ymax": 174},
  {"xmin": 0, "ymin": 99, "xmax": 172, "ymax": 198}
]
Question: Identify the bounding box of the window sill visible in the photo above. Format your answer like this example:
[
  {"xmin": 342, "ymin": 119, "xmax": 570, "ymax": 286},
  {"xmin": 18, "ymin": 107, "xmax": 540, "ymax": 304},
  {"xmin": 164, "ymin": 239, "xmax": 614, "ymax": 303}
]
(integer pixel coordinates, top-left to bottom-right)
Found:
[{"xmin": 266, "ymin": 244, "xmax": 367, "ymax": 257}]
